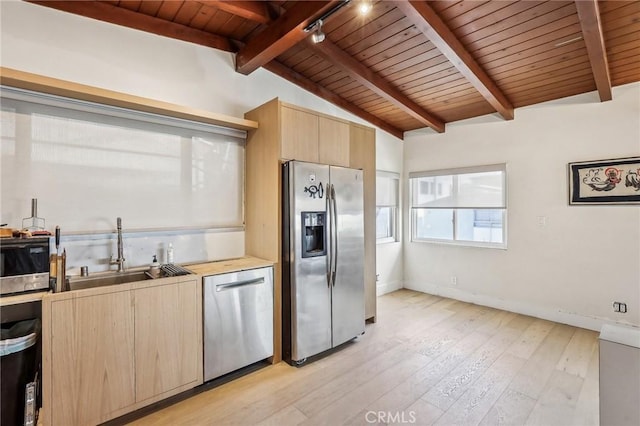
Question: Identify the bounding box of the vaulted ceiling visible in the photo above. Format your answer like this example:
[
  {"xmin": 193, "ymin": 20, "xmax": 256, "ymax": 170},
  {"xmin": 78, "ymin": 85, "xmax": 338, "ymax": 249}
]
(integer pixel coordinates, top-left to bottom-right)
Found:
[{"xmin": 28, "ymin": 1, "xmax": 640, "ymax": 139}]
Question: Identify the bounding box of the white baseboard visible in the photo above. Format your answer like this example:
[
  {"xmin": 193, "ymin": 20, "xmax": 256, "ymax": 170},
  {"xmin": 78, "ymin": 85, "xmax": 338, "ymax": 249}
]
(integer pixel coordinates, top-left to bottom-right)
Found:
[
  {"xmin": 377, "ymin": 280, "xmax": 403, "ymax": 296},
  {"xmin": 403, "ymin": 281, "xmax": 637, "ymax": 332}
]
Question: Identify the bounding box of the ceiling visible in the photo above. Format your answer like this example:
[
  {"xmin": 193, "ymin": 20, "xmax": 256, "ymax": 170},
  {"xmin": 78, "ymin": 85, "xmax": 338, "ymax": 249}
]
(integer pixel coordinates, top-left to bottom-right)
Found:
[{"xmin": 28, "ymin": 1, "xmax": 640, "ymax": 139}]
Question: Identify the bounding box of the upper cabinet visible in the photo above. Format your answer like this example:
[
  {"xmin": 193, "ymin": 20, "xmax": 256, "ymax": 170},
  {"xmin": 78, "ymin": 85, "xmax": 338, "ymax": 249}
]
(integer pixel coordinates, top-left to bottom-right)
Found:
[
  {"xmin": 318, "ymin": 116, "xmax": 350, "ymax": 167},
  {"xmin": 280, "ymin": 103, "xmax": 350, "ymax": 167},
  {"xmin": 281, "ymin": 105, "xmax": 319, "ymax": 163}
]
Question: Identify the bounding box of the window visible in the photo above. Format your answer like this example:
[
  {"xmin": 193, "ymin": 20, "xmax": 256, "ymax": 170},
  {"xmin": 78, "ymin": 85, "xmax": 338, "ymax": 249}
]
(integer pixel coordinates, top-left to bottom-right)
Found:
[
  {"xmin": 409, "ymin": 164, "xmax": 506, "ymax": 248},
  {"xmin": 376, "ymin": 171, "xmax": 399, "ymax": 243},
  {"xmin": 1, "ymin": 86, "xmax": 245, "ymax": 233}
]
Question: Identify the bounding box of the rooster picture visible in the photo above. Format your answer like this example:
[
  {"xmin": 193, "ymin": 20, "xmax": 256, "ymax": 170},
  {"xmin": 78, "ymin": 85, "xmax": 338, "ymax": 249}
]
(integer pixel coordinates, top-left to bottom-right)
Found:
[{"xmin": 625, "ymin": 169, "xmax": 640, "ymax": 191}]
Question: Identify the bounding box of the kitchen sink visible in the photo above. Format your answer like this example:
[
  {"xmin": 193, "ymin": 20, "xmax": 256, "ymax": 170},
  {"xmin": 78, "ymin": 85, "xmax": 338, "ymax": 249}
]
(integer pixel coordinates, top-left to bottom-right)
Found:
[{"xmin": 66, "ymin": 270, "xmax": 151, "ymax": 291}]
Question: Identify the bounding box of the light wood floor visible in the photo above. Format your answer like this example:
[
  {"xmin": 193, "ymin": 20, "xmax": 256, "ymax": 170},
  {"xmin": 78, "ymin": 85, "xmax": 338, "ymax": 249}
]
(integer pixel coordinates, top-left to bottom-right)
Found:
[{"xmin": 130, "ymin": 289, "xmax": 599, "ymax": 426}]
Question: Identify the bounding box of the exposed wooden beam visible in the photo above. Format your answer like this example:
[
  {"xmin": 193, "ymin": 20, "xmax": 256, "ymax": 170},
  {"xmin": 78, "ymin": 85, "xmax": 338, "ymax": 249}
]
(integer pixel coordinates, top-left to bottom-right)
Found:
[
  {"xmin": 200, "ymin": 1, "xmax": 271, "ymax": 24},
  {"xmin": 309, "ymin": 39, "xmax": 445, "ymax": 133},
  {"xmin": 395, "ymin": 0, "xmax": 514, "ymax": 120},
  {"xmin": 27, "ymin": 1, "xmax": 234, "ymax": 52},
  {"xmin": 264, "ymin": 60, "xmax": 405, "ymax": 139},
  {"xmin": 235, "ymin": 1, "xmax": 340, "ymax": 75},
  {"xmin": 575, "ymin": 0, "xmax": 612, "ymax": 101}
]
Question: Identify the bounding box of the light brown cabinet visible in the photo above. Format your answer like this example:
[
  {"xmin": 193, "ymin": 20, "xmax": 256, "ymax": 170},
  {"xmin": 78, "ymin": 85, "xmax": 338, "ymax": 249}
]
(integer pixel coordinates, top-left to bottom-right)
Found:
[
  {"xmin": 318, "ymin": 116, "xmax": 350, "ymax": 167},
  {"xmin": 46, "ymin": 290, "xmax": 136, "ymax": 426},
  {"xmin": 280, "ymin": 103, "xmax": 351, "ymax": 167},
  {"xmin": 349, "ymin": 123, "xmax": 377, "ymax": 321},
  {"xmin": 280, "ymin": 105, "xmax": 319, "ymax": 163},
  {"xmin": 244, "ymin": 99, "xmax": 377, "ymax": 363},
  {"xmin": 41, "ymin": 276, "xmax": 202, "ymax": 425},
  {"xmin": 134, "ymin": 280, "xmax": 202, "ymax": 403}
]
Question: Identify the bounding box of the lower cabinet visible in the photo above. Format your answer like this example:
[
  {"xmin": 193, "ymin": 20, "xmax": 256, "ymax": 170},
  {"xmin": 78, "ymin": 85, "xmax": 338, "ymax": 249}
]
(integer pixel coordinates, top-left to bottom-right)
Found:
[
  {"xmin": 42, "ymin": 276, "xmax": 202, "ymax": 426},
  {"xmin": 47, "ymin": 290, "xmax": 136, "ymax": 426},
  {"xmin": 134, "ymin": 281, "xmax": 202, "ymax": 402}
]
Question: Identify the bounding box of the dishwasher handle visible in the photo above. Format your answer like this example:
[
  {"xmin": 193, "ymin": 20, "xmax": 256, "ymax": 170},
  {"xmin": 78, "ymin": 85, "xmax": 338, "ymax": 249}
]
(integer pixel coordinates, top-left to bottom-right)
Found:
[{"xmin": 215, "ymin": 277, "xmax": 265, "ymax": 291}]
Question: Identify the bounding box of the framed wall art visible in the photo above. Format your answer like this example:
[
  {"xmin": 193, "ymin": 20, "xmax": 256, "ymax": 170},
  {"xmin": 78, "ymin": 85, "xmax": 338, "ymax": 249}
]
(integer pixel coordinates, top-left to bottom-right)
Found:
[{"xmin": 568, "ymin": 157, "xmax": 640, "ymax": 205}]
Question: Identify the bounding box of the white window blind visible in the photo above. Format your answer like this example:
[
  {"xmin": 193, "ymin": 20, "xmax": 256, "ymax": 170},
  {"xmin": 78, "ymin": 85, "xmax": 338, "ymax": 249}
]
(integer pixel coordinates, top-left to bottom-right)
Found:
[
  {"xmin": 0, "ymin": 86, "xmax": 246, "ymax": 233},
  {"xmin": 376, "ymin": 171, "xmax": 399, "ymax": 243},
  {"xmin": 409, "ymin": 164, "xmax": 507, "ymax": 248}
]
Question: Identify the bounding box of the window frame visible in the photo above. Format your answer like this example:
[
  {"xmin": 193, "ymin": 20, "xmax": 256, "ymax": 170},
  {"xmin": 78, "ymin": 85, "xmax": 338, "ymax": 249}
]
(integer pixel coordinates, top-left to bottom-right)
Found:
[
  {"xmin": 376, "ymin": 171, "xmax": 400, "ymax": 244},
  {"xmin": 409, "ymin": 164, "xmax": 507, "ymax": 249}
]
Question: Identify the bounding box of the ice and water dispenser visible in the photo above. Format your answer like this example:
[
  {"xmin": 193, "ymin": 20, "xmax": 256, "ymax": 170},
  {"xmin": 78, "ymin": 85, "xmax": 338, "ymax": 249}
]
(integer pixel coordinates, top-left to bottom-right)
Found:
[{"xmin": 301, "ymin": 212, "xmax": 326, "ymax": 258}]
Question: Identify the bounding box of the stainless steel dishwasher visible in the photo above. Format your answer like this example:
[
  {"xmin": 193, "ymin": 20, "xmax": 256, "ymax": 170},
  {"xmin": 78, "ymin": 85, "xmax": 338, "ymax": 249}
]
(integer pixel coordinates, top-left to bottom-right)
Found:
[{"xmin": 203, "ymin": 266, "xmax": 273, "ymax": 381}]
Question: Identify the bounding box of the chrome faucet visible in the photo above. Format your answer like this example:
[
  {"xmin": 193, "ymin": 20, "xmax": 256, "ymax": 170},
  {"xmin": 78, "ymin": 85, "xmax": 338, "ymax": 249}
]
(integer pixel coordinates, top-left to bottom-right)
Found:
[{"xmin": 110, "ymin": 217, "xmax": 125, "ymax": 272}]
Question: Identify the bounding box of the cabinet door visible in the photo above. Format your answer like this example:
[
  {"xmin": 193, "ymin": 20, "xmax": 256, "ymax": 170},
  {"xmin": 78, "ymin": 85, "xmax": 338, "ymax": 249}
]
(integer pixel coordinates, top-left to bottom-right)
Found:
[
  {"xmin": 49, "ymin": 292, "xmax": 135, "ymax": 425},
  {"xmin": 134, "ymin": 279, "xmax": 202, "ymax": 402},
  {"xmin": 281, "ymin": 106, "xmax": 319, "ymax": 162},
  {"xmin": 319, "ymin": 116, "xmax": 350, "ymax": 166},
  {"xmin": 350, "ymin": 124, "xmax": 377, "ymax": 322}
]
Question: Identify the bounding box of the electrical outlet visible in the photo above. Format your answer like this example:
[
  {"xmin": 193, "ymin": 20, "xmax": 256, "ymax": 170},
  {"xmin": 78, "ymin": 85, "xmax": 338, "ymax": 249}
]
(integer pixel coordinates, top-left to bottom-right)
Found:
[
  {"xmin": 613, "ymin": 301, "xmax": 627, "ymax": 313},
  {"xmin": 451, "ymin": 276, "xmax": 457, "ymax": 285},
  {"xmin": 376, "ymin": 274, "xmax": 380, "ymax": 282}
]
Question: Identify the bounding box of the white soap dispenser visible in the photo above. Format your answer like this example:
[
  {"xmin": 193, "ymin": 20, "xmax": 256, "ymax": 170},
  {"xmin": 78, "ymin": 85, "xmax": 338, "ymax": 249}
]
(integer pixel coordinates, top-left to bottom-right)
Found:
[{"xmin": 166, "ymin": 243, "xmax": 174, "ymax": 264}]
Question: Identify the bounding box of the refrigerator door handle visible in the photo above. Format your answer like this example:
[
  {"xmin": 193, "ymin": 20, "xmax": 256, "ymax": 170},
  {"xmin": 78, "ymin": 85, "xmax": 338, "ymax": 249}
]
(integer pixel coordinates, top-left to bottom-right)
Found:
[
  {"xmin": 331, "ymin": 184, "xmax": 338, "ymax": 286},
  {"xmin": 326, "ymin": 185, "xmax": 332, "ymax": 288}
]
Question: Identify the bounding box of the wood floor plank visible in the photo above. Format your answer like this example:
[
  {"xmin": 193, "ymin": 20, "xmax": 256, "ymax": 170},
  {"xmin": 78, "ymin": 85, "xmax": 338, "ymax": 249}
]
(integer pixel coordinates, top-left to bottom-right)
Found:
[
  {"xmin": 256, "ymin": 404, "xmax": 308, "ymax": 426},
  {"xmin": 396, "ymin": 399, "xmax": 444, "ymax": 426},
  {"xmin": 506, "ymin": 318, "xmax": 555, "ymax": 360},
  {"xmin": 571, "ymin": 345, "xmax": 600, "ymax": 426},
  {"xmin": 508, "ymin": 323, "xmax": 576, "ymax": 400},
  {"xmin": 422, "ymin": 322, "xmax": 529, "ymax": 412},
  {"xmin": 300, "ymin": 352, "xmax": 431, "ymax": 425},
  {"xmin": 555, "ymin": 328, "xmax": 598, "ymax": 379},
  {"xmin": 478, "ymin": 388, "xmax": 537, "ymax": 426},
  {"xmin": 215, "ymin": 338, "xmax": 403, "ymax": 424},
  {"xmin": 129, "ymin": 290, "xmax": 599, "ymax": 426},
  {"xmin": 524, "ymin": 370, "xmax": 585, "ymax": 425},
  {"xmin": 434, "ymin": 353, "xmax": 526, "ymax": 425}
]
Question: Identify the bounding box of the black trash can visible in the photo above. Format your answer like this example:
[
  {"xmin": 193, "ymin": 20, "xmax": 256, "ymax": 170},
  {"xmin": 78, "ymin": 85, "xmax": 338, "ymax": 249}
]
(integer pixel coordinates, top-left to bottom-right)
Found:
[{"xmin": 1, "ymin": 318, "xmax": 40, "ymax": 426}]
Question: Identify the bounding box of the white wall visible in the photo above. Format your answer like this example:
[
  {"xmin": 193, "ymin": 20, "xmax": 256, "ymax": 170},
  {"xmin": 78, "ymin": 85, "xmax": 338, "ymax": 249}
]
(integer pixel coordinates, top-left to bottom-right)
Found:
[
  {"xmin": 404, "ymin": 83, "xmax": 640, "ymax": 330},
  {"xmin": 0, "ymin": 0, "xmax": 404, "ymax": 276},
  {"xmin": 376, "ymin": 131, "xmax": 404, "ymax": 295}
]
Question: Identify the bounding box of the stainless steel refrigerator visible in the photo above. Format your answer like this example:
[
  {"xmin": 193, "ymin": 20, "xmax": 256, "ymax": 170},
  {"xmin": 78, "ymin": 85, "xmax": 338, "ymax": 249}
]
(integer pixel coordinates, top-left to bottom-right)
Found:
[{"xmin": 282, "ymin": 160, "xmax": 365, "ymax": 365}]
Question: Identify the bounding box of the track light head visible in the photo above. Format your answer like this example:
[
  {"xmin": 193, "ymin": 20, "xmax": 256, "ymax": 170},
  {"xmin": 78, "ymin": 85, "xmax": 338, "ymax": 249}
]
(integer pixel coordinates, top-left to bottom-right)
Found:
[{"xmin": 310, "ymin": 19, "xmax": 325, "ymax": 43}]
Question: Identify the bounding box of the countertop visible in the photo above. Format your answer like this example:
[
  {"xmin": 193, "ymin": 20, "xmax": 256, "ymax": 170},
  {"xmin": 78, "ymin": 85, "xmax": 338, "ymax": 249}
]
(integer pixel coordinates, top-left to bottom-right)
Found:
[
  {"xmin": 186, "ymin": 256, "xmax": 274, "ymax": 276},
  {"xmin": 0, "ymin": 256, "xmax": 273, "ymax": 306}
]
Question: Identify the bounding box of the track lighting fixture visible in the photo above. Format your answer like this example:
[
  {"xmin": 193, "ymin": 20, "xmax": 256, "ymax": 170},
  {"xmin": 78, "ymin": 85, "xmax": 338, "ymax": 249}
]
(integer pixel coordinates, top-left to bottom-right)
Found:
[
  {"xmin": 303, "ymin": 0, "xmax": 351, "ymax": 44},
  {"xmin": 311, "ymin": 19, "xmax": 325, "ymax": 44}
]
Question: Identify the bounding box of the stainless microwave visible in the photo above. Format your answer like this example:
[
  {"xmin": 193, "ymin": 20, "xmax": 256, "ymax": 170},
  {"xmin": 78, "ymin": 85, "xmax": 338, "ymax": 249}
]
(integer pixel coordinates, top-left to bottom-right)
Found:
[{"xmin": 0, "ymin": 237, "xmax": 50, "ymax": 295}]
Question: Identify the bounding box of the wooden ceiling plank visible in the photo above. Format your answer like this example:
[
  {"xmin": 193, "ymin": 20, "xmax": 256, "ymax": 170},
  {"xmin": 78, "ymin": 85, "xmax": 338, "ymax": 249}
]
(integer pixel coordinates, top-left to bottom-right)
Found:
[
  {"xmin": 486, "ymin": 43, "xmax": 586, "ymax": 76},
  {"xmin": 395, "ymin": 0, "xmax": 514, "ymax": 120},
  {"xmin": 451, "ymin": 1, "xmax": 541, "ymax": 37},
  {"xmin": 477, "ymin": 19, "xmax": 582, "ymax": 67},
  {"xmin": 514, "ymin": 79, "xmax": 597, "ymax": 106},
  {"xmin": 173, "ymin": 1, "xmax": 203, "ymax": 26},
  {"xmin": 575, "ymin": 0, "xmax": 612, "ymax": 101},
  {"xmin": 199, "ymin": 1, "xmax": 271, "ymax": 24},
  {"xmin": 27, "ymin": 0, "xmax": 234, "ymax": 51},
  {"xmin": 138, "ymin": 1, "xmax": 162, "ymax": 16},
  {"xmin": 309, "ymin": 38, "xmax": 445, "ymax": 132},
  {"xmin": 464, "ymin": 3, "xmax": 577, "ymax": 54},
  {"xmin": 235, "ymin": 1, "xmax": 340, "ymax": 75},
  {"xmin": 264, "ymin": 60, "xmax": 405, "ymax": 139}
]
